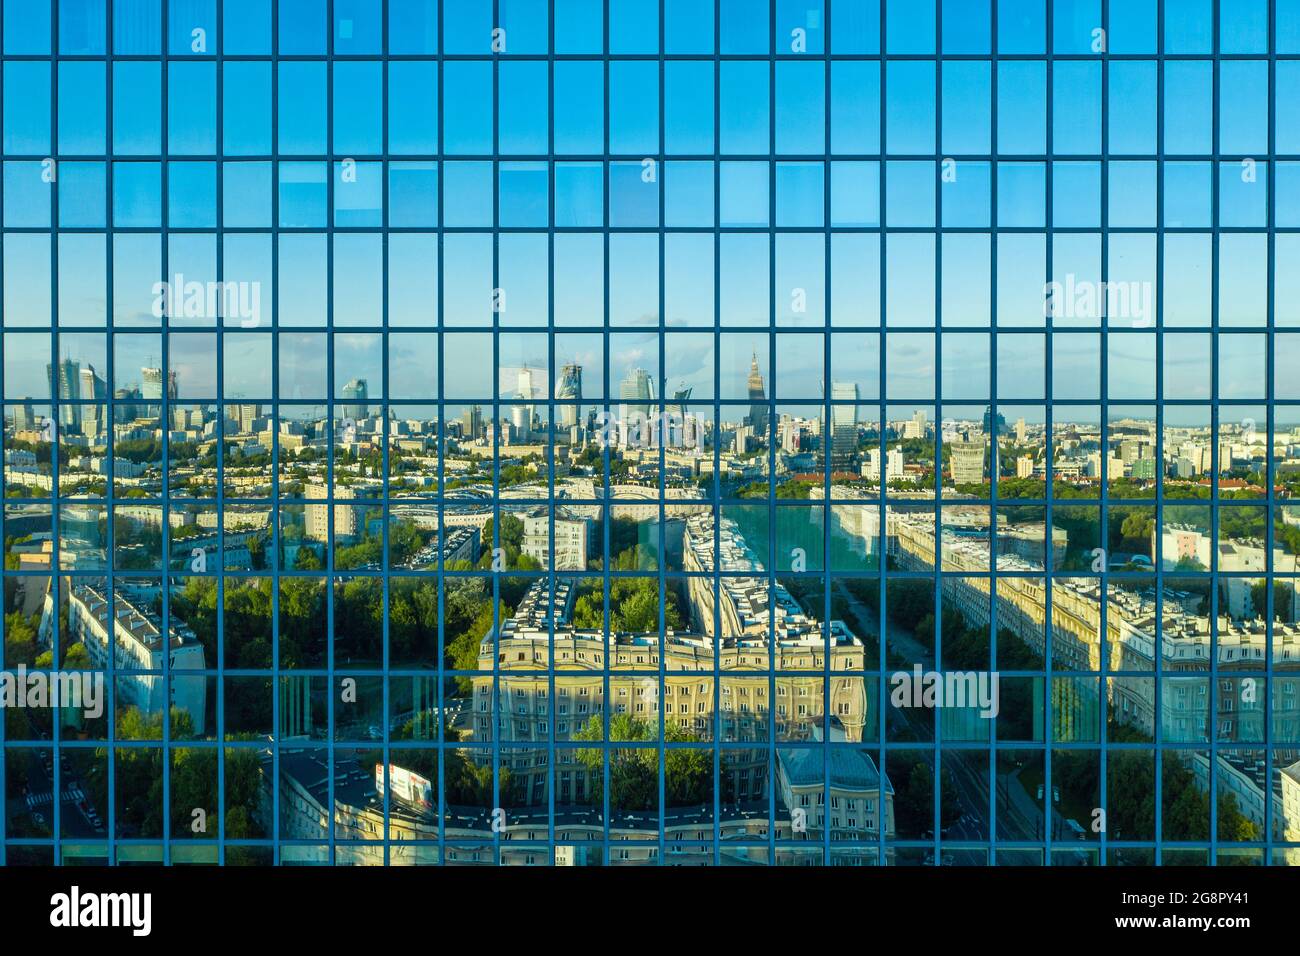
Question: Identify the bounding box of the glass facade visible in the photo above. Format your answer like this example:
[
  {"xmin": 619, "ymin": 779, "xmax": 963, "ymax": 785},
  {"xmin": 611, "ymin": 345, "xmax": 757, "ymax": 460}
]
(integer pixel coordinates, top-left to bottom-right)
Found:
[{"xmin": 2, "ymin": 0, "xmax": 1300, "ymax": 867}]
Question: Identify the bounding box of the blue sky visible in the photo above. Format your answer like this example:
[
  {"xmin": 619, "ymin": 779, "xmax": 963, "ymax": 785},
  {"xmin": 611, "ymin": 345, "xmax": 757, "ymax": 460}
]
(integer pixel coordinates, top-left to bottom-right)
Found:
[{"xmin": 2, "ymin": 0, "xmax": 1298, "ymax": 417}]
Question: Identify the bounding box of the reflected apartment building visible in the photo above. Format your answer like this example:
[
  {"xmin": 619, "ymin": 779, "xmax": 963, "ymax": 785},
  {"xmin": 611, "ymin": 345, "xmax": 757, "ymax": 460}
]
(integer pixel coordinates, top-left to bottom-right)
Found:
[
  {"xmin": 449, "ymin": 513, "xmax": 889, "ymax": 853},
  {"xmin": 830, "ymin": 498, "xmax": 1300, "ymax": 844},
  {"xmin": 45, "ymin": 580, "xmax": 207, "ymax": 735}
]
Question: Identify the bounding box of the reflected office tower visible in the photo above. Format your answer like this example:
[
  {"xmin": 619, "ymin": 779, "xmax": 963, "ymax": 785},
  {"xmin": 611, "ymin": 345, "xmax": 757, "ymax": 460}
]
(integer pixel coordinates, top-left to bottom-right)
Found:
[
  {"xmin": 619, "ymin": 367, "xmax": 654, "ymax": 422},
  {"xmin": 903, "ymin": 408, "xmax": 928, "ymax": 440},
  {"xmin": 78, "ymin": 365, "xmax": 107, "ymax": 438},
  {"xmin": 667, "ymin": 382, "xmax": 692, "ymax": 419},
  {"xmin": 341, "ymin": 378, "xmax": 369, "ymax": 420},
  {"xmin": 982, "ymin": 404, "xmax": 1004, "ymax": 478},
  {"xmin": 11, "ymin": 400, "xmax": 36, "ymax": 431},
  {"xmin": 746, "ymin": 348, "xmax": 767, "ymax": 438},
  {"xmin": 830, "ymin": 382, "xmax": 858, "ymax": 472},
  {"xmin": 514, "ymin": 365, "xmax": 537, "ymax": 441},
  {"xmin": 113, "ymin": 387, "xmax": 138, "ymax": 424},
  {"xmin": 141, "ymin": 364, "xmax": 177, "ymax": 418},
  {"xmin": 983, "ymin": 404, "xmax": 1007, "ymax": 436},
  {"xmin": 141, "ymin": 367, "xmax": 162, "ymax": 397},
  {"xmin": 666, "ymin": 383, "xmax": 694, "ymax": 447},
  {"xmin": 461, "ymin": 404, "xmax": 483, "ymax": 441},
  {"xmin": 556, "ymin": 363, "xmax": 582, "ymax": 429},
  {"xmin": 234, "ymin": 404, "xmax": 261, "ymax": 434},
  {"xmin": 49, "ymin": 358, "xmax": 82, "ymax": 429},
  {"xmin": 949, "ymin": 440, "xmax": 986, "ymax": 484},
  {"xmin": 141, "ymin": 365, "xmax": 164, "ymax": 419}
]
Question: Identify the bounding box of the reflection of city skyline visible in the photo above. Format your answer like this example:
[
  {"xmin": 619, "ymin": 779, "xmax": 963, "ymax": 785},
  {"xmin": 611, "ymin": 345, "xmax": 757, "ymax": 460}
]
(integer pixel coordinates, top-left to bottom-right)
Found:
[{"xmin": 8, "ymin": 355, "xmax": 1300, "ymax": 868}]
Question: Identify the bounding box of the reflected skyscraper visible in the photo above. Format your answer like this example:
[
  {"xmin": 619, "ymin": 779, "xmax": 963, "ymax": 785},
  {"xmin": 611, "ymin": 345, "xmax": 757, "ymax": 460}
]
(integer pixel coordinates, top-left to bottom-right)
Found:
[
  {"xmin": 619, "ymin": 366, "xmax": 653, "ymax": 421},
  {"xmin": 233, "ymin": 403, "xmax": 261, "ymax": 434},
  {"xmin": 10, "ymin": 400, "xmax": 36, "ymax": 431},
  {"xmin": 830, "ymin": 382, "xmax": 858, "ymax": 472},
  {"xmin": 667, "ymin": 382, "xmax": 692, "ymax": 419},
  {"xmin": 140, "ymin": 364, "xmax": 176, "ymax": 420},
  {"xmin": 746, "ymin": 348, "xmax": 767, "ymax": 438},
  {"xmin": 982, "ymin": 404, "xmax": 1004, "ymax": 479},
  {"xmin": 79, "ymin": 365, "xmax": 107, "ymax": 437},
  {"xmin": 983, "ymin": 404, "xmax": 1007, "ymax": 436},
  {"xmin": 514, "ymin": 365, "xmax": 537, "ymax": 440},
  {"xmin": 461, "ymin": 404, "xmax": 483, "ymax": 441},
  {"xmin": 557, "ymin": 363, "xmax": 582, "ymax": 429},
  {"xmin": 341, "ymin": 378, "xmax": 369, "ymax": 420},
  {"xmin": 49, "ymin": 358, "xmax": 82, "ymax": 429}
]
